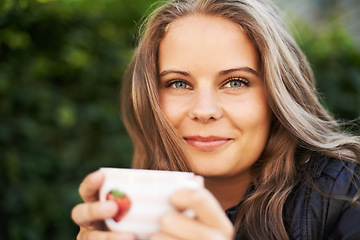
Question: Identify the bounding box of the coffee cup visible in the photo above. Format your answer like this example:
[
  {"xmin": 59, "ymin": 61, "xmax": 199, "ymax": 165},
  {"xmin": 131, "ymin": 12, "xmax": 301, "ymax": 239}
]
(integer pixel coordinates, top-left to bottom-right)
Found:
[{"xmin": 99, "ymin": 168, "xmax": 204, "ymax": 239}]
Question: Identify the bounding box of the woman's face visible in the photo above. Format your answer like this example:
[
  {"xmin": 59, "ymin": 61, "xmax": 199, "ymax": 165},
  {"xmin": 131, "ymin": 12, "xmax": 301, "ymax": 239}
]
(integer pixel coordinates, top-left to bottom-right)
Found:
[{"xmin": 158, "ymin": 15, "xmax": 272, "ymax": 178}]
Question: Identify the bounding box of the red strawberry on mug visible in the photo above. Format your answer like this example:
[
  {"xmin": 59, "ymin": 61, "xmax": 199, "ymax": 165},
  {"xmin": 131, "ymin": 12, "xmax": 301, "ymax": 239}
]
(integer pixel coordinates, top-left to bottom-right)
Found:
[{"xmin": 106, "ymin": 190, "xmax": 131, "ymax": 222}]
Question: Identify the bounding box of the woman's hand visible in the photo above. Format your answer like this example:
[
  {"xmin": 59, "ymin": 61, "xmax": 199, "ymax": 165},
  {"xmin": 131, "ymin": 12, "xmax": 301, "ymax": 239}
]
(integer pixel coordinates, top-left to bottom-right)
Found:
[
  {"xmin": 71, "ymin": 170, "xmax": 136, "ymax": 240},
  {"xmin": 151, "ymin": 187, "xmax": 235, "ymax": 240}
]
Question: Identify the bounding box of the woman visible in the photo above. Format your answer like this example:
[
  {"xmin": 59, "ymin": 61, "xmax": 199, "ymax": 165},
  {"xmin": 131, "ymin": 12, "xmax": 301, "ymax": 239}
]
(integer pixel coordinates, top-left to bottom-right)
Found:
[{"xmin": 71, "ymin": 0, "xmax": 360, "ymax": 239}]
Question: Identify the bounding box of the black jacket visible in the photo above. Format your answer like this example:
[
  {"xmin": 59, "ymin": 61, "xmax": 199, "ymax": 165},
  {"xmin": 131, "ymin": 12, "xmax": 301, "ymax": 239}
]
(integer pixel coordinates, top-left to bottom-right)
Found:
[{"xmin": 226, "ymin": 157, "xmax": 360, "ymax": 239}]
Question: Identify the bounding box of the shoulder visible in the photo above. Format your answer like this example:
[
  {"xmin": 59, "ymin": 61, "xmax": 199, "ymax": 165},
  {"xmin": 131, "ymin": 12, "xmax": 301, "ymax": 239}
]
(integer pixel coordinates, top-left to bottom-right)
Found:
[
  {"xmin": 287, "ymin": 156, "xmax": 360, "ymax": 240},
  {"xmin": 309, "ymin": 156, "xmax": 359, "ymax": 195}
]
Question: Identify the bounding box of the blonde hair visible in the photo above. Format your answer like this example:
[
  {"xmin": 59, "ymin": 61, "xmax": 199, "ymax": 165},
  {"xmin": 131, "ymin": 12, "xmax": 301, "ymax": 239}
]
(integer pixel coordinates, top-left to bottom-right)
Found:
[{"xmin": 121, "ymin": 0, "xmax": 360, "ymax": 239}]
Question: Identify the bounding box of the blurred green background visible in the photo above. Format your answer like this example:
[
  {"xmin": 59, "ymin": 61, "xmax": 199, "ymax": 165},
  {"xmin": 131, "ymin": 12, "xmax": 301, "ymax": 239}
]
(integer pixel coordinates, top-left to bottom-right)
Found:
[{"xmin": 0, "ymin": 0, "xmax": 359, "ymax": 239}]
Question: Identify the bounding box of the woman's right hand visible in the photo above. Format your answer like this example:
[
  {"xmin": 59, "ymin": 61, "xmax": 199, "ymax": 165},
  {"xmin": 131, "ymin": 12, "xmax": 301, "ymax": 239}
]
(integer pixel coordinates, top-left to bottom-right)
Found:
[{"xmin": 71, "ymin": 170, "xmax": 136, "ymax": 240}]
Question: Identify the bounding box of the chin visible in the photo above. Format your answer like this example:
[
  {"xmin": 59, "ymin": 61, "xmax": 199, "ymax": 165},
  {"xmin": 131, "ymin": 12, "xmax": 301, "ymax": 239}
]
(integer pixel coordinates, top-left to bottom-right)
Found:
[
  {"xmin": 190, "ymin": 165, "xmax": 232, "ymax": 178},
  {"xmin": 189, "ymin": 161, "xmax": 253, "ymax": 180}
]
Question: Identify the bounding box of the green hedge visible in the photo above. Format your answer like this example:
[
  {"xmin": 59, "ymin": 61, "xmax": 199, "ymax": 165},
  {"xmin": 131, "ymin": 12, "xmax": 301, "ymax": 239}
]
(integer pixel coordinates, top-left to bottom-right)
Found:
[
  {"xmin": 0, "ymin": 0, "xmax": 155, "ymax": 239},
  {"xmin": 0, "ymin": 1, "xmax": 359, "ymax": 239},
  {"xmin": 294, "ymin": 19, "xmax": 360, "ymax": 125}
]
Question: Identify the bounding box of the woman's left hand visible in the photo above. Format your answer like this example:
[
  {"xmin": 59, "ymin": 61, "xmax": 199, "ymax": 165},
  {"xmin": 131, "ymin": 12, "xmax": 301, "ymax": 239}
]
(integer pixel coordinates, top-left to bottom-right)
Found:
[{"xmin": 151, "ymin": 187, "xmax": 235, "ymax": 240}]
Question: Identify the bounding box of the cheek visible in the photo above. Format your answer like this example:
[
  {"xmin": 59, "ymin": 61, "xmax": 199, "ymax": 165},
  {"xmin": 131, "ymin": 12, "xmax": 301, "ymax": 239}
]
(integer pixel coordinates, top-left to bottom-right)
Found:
[
  {"xmin": 227, "ymin": 93, "xmax": 271, "ymax": 133},
  {"xmin": 159, "ymin": 94, "xmax": 187, "ymax": 128},
  {"xmin": 229, "ymin": 95, "xmax": 271, "ymax": 163}
]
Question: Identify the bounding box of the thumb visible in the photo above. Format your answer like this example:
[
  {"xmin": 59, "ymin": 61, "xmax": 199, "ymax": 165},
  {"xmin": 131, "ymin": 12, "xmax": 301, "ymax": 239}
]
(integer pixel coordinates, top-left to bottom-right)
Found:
[{"xmin": 170, "ymin": 187, "xmax": 234, "ymax": 236}]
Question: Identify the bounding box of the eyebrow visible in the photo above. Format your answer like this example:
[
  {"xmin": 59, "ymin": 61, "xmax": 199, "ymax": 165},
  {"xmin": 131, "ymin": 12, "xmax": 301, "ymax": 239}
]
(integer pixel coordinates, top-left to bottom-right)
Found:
[
  {"xmin": 159, "ymin": 66, "xmax": 259, "ymax": 78},
  {"xmin": 159, "ymin": 70, "xmax": 190, "ymax": 78},
  {"xmin": 218, "ymin": 67, "xmax": 259, "ymax": 76}
]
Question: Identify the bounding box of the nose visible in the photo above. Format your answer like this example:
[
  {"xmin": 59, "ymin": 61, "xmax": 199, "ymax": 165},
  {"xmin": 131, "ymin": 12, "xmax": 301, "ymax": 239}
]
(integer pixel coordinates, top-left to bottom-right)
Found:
[{"xmin": 189, "ymin": 88, "xmax": 223, "ymax": 122}]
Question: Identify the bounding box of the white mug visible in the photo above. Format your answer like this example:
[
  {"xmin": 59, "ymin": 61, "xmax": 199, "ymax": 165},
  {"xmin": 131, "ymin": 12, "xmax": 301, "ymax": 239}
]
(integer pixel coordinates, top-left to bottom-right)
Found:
[{"xmin": 99, "ymin": 168, "xmax": 204, "ymax": 240}]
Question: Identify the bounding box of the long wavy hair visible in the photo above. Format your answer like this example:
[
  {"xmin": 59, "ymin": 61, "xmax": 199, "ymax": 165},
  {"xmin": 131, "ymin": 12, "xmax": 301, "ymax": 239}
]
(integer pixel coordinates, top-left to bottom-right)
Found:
[{"xmin": 121, "ymin": 0, "xmax": 360, "ymax": 239}]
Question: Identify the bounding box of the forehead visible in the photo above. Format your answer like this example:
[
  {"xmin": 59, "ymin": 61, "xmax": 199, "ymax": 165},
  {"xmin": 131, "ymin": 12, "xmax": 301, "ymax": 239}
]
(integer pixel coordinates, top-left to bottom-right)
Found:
[
  {"xmin": 159, "ymin": 14, "xmax": 260, "ymax": 73},
  {"xmin": 165, "ymin": 14, "xmax": 241, "ymax": 35}
]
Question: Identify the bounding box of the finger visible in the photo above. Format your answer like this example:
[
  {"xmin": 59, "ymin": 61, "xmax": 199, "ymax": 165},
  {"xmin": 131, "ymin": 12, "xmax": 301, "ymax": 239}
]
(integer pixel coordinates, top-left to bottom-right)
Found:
[
  {"xmin": 72, "ymin": 201, "xmax": 118, "ymax": 227},
  {"xmin": 79, "ymin": 170, "xmax": 105, "ymax": 202},
  {"xmin": 159, "ymin": 211, "xmax": 228, "ymax": 240},
  {"xmin": 77, "ymin": 228, "xmax": 136, "ymax": 240},
  {"xmin": 150, "ymin": 231, "xmax": 179, "ymax": 240},
  {"xmin": 170, "ymin": 188, "xmax": 234, "ymax": 237}
]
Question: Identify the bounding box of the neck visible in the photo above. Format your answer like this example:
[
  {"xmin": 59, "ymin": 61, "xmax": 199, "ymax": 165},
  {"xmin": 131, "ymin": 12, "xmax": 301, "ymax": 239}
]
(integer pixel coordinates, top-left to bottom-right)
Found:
[{"xmin": 204, "ymin": 172, "xmax": 251, "ymax": 211}]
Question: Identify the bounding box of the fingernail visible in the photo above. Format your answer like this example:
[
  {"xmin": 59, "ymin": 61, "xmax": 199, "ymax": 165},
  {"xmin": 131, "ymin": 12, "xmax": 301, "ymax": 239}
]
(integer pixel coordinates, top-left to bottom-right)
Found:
[
  {"xmin": 101, "ymin": 201, "xmax": 118, "ymax": 214},
  {"xmin": 90, "ymin": 170, "xmax": 104, "ymax": 182}
]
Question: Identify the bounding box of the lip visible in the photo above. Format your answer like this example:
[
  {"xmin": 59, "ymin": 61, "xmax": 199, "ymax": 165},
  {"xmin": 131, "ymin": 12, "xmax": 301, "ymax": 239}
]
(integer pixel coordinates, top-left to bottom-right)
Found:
[{"xmin": 183, "ymin": 136, "xmax": 233, "ymax": 152}]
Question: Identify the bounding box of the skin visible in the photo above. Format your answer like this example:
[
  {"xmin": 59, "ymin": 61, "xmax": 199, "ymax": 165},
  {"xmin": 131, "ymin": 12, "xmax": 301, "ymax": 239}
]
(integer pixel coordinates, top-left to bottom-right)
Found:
[{"xmin": 71, "ymin": 14, "xmax": 271, "ymax": 240}]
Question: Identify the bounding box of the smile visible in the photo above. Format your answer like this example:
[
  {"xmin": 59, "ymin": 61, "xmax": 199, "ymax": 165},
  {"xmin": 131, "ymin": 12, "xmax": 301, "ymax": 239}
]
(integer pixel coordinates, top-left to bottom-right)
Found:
[{"xmin": 183, "ymin": 136, "xmax": 233, "ymax": 152}]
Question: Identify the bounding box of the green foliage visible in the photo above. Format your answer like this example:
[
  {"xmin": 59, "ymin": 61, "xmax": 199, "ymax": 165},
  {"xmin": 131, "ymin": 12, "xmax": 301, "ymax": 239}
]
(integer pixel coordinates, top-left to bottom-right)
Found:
[
  {"xmin": 0, "ymin": 0, "xmax": 155, "ymax": 239},
  {"xmin": 293, "ymin": 19, "xmax": 360, "ymax": 132},
  {"xmin": 0, "ymin": 1, "xmax": 359, "ymax": 240}
]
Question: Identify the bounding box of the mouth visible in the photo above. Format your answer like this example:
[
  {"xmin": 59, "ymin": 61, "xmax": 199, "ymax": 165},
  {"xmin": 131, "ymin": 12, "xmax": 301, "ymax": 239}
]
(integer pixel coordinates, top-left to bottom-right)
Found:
[{"xmin": 183, "ymin": 136, "xmax": 233, "ymax": 152}]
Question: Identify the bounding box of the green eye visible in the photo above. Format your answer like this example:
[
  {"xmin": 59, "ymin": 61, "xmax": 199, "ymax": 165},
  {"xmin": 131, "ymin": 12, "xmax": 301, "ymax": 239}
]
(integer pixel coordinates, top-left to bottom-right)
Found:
[
  {"xmin": 229, "ymin": 80, "xmax": 243, "ymax": 88},
  {"xmin": 166, "ymin": 80, "xmax": 190, "ymax": 89},
  {"xmin": 223, "ymin": 77, "xmax": 250, "ymax": 89},
  {"xmin": 173, "ymin": 81, "xmax": 188, "ymax": 88}
]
